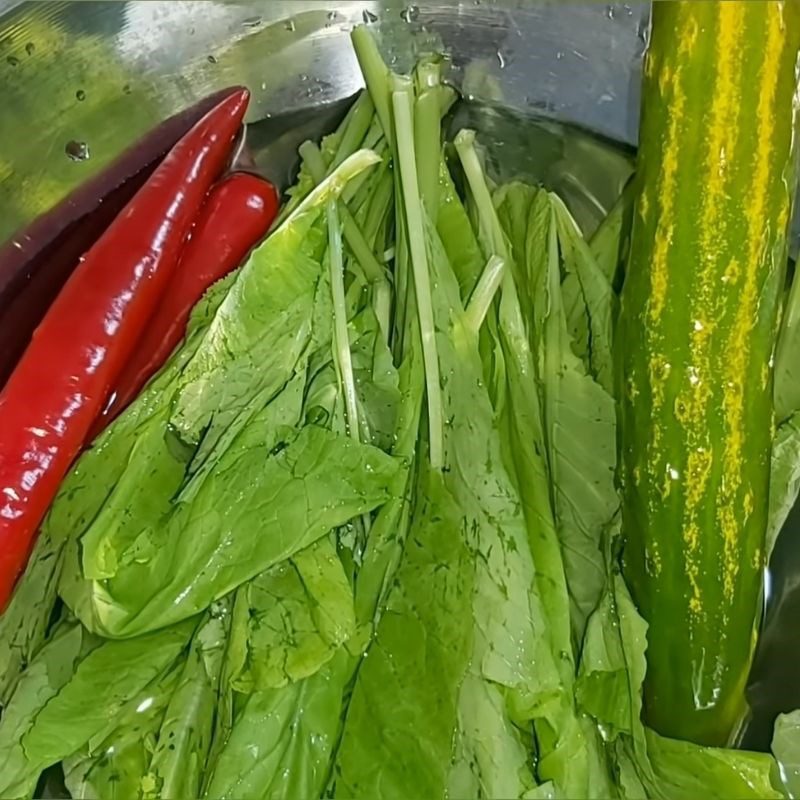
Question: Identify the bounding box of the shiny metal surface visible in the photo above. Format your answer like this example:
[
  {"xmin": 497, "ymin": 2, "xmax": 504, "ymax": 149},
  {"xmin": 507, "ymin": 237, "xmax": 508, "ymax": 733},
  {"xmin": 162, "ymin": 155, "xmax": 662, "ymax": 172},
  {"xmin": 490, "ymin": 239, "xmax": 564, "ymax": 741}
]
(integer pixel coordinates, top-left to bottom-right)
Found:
[{"xmin": 0, "ymin": 0, "xmax": 647, "ymax": 246}]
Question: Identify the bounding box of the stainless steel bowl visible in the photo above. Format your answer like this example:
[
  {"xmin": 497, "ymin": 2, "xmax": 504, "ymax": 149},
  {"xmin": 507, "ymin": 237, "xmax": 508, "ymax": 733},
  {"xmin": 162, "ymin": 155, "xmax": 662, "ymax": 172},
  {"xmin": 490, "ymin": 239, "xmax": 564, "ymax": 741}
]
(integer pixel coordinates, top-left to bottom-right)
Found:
[
  {"xmin": 0, "ymin": 0, "xmax": 648, "ymax": 246},
  {"xmin": 0, "ymin": 0, "xmax": 795, "ymax": 753}
]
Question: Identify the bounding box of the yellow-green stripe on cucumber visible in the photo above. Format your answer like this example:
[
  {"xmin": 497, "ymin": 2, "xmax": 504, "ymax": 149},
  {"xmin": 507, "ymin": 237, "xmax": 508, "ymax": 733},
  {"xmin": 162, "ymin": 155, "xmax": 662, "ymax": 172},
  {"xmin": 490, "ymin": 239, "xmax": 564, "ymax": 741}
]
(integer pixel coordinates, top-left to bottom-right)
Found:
[{"xmin": 617, "ymin": 1, "xmax": 800, "ymax": 746}]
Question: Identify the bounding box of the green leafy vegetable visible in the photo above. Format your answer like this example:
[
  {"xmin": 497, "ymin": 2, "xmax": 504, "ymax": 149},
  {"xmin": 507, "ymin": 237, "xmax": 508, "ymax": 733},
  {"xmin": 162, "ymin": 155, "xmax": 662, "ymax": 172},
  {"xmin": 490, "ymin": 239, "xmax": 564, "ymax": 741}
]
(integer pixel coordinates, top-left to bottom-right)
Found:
[
  {"xmin": 64, "ymin": 665, "xmax": 179, "ymax": 800},
  {"xmin": 553, "ymin": 194, "xmax": 616, "ymax": 395},
  {"xmin": 642, "ymin": 730, "xmax": 780, "ymax": 800},
  {"xmin": 768, "ymin": 414, "xmax": 800, "ymax": 558},
  {"xmin": 454, "ymin": 128, "xmax": 607, "ymax": 799},
  {"xmin": 143, "ymin": 604, "xmax": 230, "ymax": 799},
  {"xmin": 775, "ymin": 265, "xmax": 800, "ymax": 424},
  {"xmin": 336, "ymin": 57, "xmax": 551, "ymax": 799},
  {"xmin": 772, "ymin": 710, "xmax": 800, "ymax": 799},
  {"xmin": 23, "ymin": 621, "xmax": 194, "ymax": 764},
  {"xmin": 0, "ymin": 275, "xmax": 238, "ymax": 706},
  {"xmin": 493, "ymin": 180, "xmax": 617, "ymax": 644},
  {"xmin": 0, "ymin": 620, "xmax": 193, "ymax": 798},
  {"xmin": 230, "ymin": 536, "xmax": 355, "ymax": 692},
  {"xmin": 0, "ymin": 531, "xmax": 64, "ymax": 707},
  {"xmin": 65, "ymin": 422, "xmax": 397, "ymax": 638},
  {"xmin": 205, "ymin": 654, "xmax": 349, "ymax": 800},
  {"xmin": 50, "ymin": 151, "xmax": 395, "ymax": 639},
  {"xmin": 0, "ymin": 622, "xmax": 98, "ymax": 799},
  {"xmin": 588, "ymin": 179, "xmax": 635, "ymax": 292}
]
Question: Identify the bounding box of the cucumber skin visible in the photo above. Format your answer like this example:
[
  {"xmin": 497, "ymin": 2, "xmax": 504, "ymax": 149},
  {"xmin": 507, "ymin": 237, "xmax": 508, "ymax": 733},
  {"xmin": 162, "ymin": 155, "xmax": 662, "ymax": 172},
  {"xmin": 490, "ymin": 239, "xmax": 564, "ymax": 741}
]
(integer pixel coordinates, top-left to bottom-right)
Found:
[{"xmin": 617, "ymin": 1, "xmax": 800, "ymax": 746}]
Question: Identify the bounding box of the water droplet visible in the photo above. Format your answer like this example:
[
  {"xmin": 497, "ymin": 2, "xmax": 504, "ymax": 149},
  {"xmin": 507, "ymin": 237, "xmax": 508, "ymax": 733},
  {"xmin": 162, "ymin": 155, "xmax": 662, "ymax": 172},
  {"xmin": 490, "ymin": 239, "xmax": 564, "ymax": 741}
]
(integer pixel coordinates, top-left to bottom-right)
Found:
[
  {"xmin": 285, "ymin": 18, "xmax": 296, "ymax": 32},
  {"xmin": 606, "ymin": 4, "xmax": 617, "ymax": 20},
  {"xmin": 667, "ymin": 464, "xmax": 680, "ymax": 481},
  {"xmin": 260, "ymin": 81, "xmax": 267, "ymax": 91},
  {"xmin": 65, "ymin": 140, "xmax": 90, "ymax": 162},
  {"xmin": 242, "ymin": 16, "xmax": 261, "ymax": 28},
  {"xmin": 136, "ymin": 696, "xmax": 154, "ymax": 714},
  {"xmin": 207, "ymin": 54, "xmax": 217, "ymax": 64},
  {"xmin": 693, "ymin": 319, "xmax": 704, "ymax": 332},
  {"xmin": 362, "ymin": 9, "xmax": 378, "ymax": 23},
  {"xmin": 400, "ymin": 5, "xmax": 420, "ymax": 23},
  {"xmin": 496, "ymin": 50, "xmax": 506, "ymax": 69},
  {"xmin": 555, "ymin": 50, "xmax": 564, "ymax": 61},
  {"xmin": 6, "ymin": 55, "xmax": 19, "ymax": 67},
  {"xmin": 299, "ymin": 73, "xmax": 309, "ymax": 82},
  {"xmin": 24, "ymin": 42, "xmax": 35, "ymax": 56},
  {"xmin": 76, "ymin": 89, "xmax": 86, "ymax": 102}
]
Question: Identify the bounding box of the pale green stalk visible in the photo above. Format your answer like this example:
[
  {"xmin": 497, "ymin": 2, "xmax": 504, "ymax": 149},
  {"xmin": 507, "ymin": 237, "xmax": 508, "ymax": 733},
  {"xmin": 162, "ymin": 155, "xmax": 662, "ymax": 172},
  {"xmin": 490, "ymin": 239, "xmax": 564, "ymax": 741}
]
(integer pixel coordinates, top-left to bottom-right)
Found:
[
  {"xmin": 414, "ymin": 91, "xmax": 442, "ymax": 220},
  {"xmin": 392, "ymin": 84, "xmax": 444, "ymax": 469},
  {"xmin": 351, "ymin": 26, "xmax": 394, "ymax": 146},
  {"xmin": 465, "ymin": 256, "xmax": 506, "ymax": 333},
  {"xmin": 300, "ymin": 140, "xmax": 392, "ymax": 341},
  {"xmin": 326, "ymin": 200, "xmax": 361, "ymax": 441},
  {"xmin": 454, "ymin": 129, "xmax": 509, "ymax": 259},
  {"xmin": 331, "ymin": 91, "xmax": 376, "ymax": 169}
]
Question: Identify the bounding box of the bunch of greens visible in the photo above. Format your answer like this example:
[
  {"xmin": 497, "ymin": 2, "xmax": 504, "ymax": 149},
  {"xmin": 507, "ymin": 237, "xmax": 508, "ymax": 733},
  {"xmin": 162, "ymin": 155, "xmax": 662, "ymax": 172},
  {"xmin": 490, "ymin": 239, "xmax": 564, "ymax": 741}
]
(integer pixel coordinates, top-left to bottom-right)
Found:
[{"xmin": 2, "ymin": 25, "xmax": 800, "ymax": 800}]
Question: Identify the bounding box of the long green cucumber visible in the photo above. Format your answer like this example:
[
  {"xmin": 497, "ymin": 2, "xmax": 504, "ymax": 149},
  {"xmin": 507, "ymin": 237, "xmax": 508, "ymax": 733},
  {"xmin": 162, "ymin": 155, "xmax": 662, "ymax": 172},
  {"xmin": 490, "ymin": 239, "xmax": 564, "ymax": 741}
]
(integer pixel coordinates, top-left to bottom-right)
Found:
[{"xmin": 618, "ymin": 1, "xmax": 800, "ymax": 746}]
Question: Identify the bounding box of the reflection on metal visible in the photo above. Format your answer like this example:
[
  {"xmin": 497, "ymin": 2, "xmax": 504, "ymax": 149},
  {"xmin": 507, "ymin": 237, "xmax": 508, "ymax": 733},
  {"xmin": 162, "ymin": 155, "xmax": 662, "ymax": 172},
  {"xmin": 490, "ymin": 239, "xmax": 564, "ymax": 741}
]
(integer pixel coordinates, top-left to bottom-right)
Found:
[{"xmin": 0, "ymin": 0, "xmax": 647, "ymax": 245}]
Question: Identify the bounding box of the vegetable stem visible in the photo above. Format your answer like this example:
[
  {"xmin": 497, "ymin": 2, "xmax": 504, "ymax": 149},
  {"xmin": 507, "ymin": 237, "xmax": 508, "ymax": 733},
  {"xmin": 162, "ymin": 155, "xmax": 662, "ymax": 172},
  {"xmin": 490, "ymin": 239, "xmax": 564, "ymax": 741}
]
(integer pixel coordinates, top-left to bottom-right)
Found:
[
  {"xmin": 392, "ymin": 86, "xmax": 444, "ymax": 469},
  {"xmin": 465, "ymin": 256, "xmax": 506, "ymax": 333},
  {"xmin": 454, "ymin": 129, "xmax": 509, "ymax": 261},
  {"xmin": 361, "ymin": 167, "xmax": 394, "ymax": 250},
  {"xmin": 331, "ymin": 91, "xmax": 376, "ymax": 169},
  {"xmin": 414, "ymin": 90, "xmax": 442, "ymax": 224},
  {"xmin": 351, "ymin": 26, "xmax": 394, "ymax": 147},
  {"xmin": 454, "ymin": 128, "xmax": 527, "ymax": 327},
  {"xmin": 285, "ymin": 149, "xmax": 382, "ymax": 229},
  {"xmin": 413, "ymin": 58, "xmax": 443, "ymax": 222},
  {"xmin": 391, "ymin": 211, "xmax": 411, "ymax": 359},
  {"xmin": 326, "ymin": 200, "xmax": 361, "ymax": 441},
  {"xmin": 414, "ymin": 57, "xmax": 442, "ymax": 91},
  {"xmin": 299, "ymin": 141, "xmax": 386, "ymax": 284},
  {"xmin": 300, "ymin": 140, "xmax": 392, "ymax": 341}
]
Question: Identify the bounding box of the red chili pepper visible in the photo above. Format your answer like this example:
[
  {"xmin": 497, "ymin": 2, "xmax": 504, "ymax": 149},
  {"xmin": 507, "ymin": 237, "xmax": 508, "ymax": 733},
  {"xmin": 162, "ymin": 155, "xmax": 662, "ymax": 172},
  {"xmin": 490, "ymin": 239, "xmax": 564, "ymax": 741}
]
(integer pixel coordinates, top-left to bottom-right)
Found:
[
  {"xmin": 0, "ymin": 88, "xmax": 250, "ymax": 608},
  {"xmin": 94, "ymin": 172, "xmax": 279, "ymax": 432}
]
